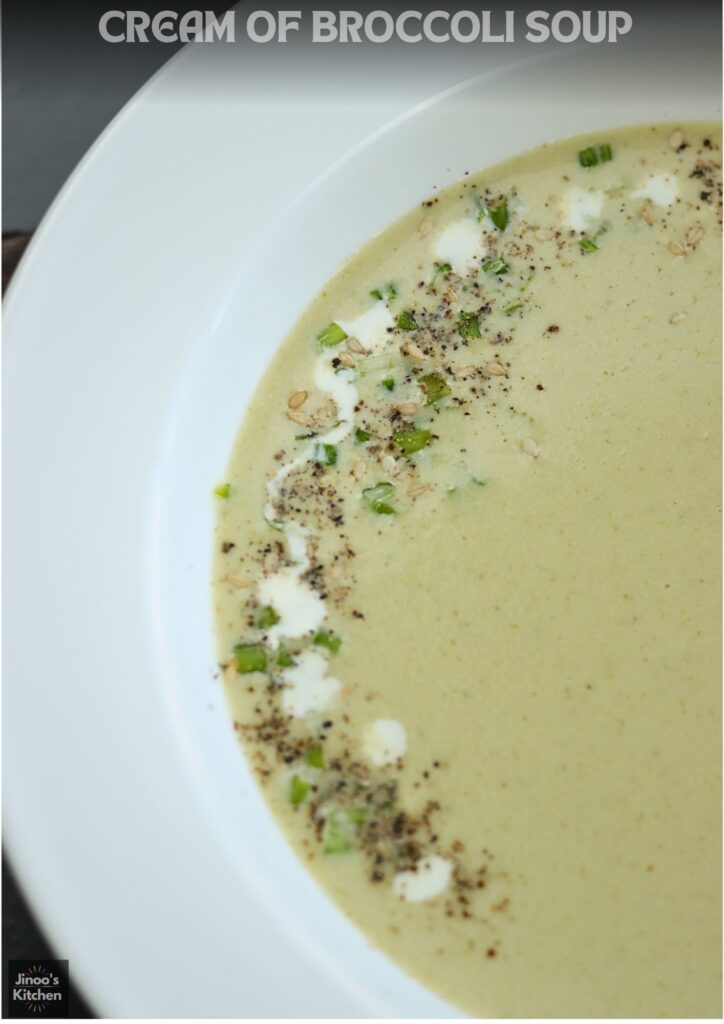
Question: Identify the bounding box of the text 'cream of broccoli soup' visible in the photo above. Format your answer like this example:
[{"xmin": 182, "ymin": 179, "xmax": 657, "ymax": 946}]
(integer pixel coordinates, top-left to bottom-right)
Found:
[{"xmin": 213, "ymin": 124, "xmax": 722, "ymax": 1017}]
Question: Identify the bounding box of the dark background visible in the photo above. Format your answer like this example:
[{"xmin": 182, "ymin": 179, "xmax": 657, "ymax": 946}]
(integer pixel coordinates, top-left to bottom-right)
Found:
[{"xmin": 3, "ymin": 2, "xmax": 220, "ymax": 228}]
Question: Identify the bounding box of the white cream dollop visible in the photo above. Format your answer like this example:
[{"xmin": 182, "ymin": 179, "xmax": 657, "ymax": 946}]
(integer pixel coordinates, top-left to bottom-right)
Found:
[
  {"xmin": 630, "ymin": 173, "xmax": 678, "ymax": 207},
  {"xmin": 280, "ymin": 649, "xmax": 341, "ymax": 718},
  {"xmin": 561, "ymin": 188, "xmax": 604, "ymax": 232},
  {"xmin": 393, "ymin": 856, "xmax": 452, "ymax": 903},
  {"xmin": 433, "ymin": 219, "xmax": 484, "ymax": 272},
  {"xmin": 337, "ymin": 302, "xmax": 395, "ymax": 355},
  {"xmin": 257, "ymin": 568, "xmax": 326, "ymax": 646},
  {"xmin": 362, "ymin": 719, "xmax": 407, "ymax": 766}
]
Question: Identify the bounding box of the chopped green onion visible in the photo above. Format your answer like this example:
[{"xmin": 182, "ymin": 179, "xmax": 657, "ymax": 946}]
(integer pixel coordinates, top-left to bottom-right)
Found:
[
  {"xmin": 459, "ymin": 310, "xmax": 481, "ymax": 340},
  {"xmin": 317, "ymin": 322, "xmax": 348, "ymax": 347},
  {"xmin": 393, "ymin": 427, "xmax": 432, "ymax": 455},
  {"xmin": 578, "ymin": 143, "xmax": 613, "ymax": 168},
  {"xmin": 370, "ymin": 282, "xmax": 397, "ymax": 301},
  {"xmin": 419, "ymin": 372, "xmax": 451, "ymax": 405},
  {"xmin": 382, "ymin": 377, "xmax": 395, "ymax": 392},
  {"xmin": 504, "ymin": 302, "xmax": 523, "ymax": 314},
  {"xmin": 314, "ymin": 631, "xmax": 342, "ymax": 654},
  {"xmin": 362, "ymin": 482, "xmax": 396, "ymax": 515},
  {"xmin": 290, "ymin": 776, "xmax": 310, "ymax": 806},
  {"xmin": 431, "ymin": 261, "xmax": 452, "ymax": 285},
  {"xmin": 305, "ymin": 744, "xmax": 325, "ymax": 768},
  {"xmin": 315, "ymin": 443, "xmax": 337, "ymax": 466},
  {"xmin": 396, "ymin": 310, "xmax": 419, "ymax": 331},
  {"xmin": 354, "ymin": 427, "xmax": 371, "ymax": 443},
  {"xmin": 233, "ymin": 644, "xmax": 267, "ymax": 674},
  {"xmin": 322, "ymin": 807, "xmax": 368, "ymax": 853},
  {"xmin": 483, "ymin": 256, "xmax": 509, "ymax": 275},
  {"xmin": 277, "ymin": 646, "xmax": 295, "ymax": 668},
  {"xmin": 579, "ymin": 238, "xmax": 598, "ymax": 253},
  {"xmin": 257, "ymin": 606, "xmax": 279, "ymax": 630},
  {"xmin": 488, "ymin": 199, "xmax": 509, "ymax": 231},
  {"xmin": 214, "ymin": 483, "xmax": 231, "ymax": 499}
]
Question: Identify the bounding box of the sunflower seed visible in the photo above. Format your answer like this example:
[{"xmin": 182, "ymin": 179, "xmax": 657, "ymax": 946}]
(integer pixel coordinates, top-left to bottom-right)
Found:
[
  {"xmin": 686, "ymin": 224, "xmax": 705, "ymax": 248},
  {"xmin": 484, "ymin": 361, "xmax": 508, "ymax": 377}
]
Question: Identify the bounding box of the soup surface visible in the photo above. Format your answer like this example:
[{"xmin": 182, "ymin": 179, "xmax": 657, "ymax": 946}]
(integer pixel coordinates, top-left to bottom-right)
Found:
[{"xmin": 213, "ymin": 124, "xmax": 722, "ymax": 1017}]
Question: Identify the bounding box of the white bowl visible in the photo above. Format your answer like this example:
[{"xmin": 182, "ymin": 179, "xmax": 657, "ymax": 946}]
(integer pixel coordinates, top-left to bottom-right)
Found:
[{"xmin": 4, "ymin": 40, "xmax": 720, "ymax": 1017}]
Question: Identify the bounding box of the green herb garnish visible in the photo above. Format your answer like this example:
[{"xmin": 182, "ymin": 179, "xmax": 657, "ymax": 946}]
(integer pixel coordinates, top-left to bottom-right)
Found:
[
  {"xmin": 396, "ymin": 310, "xmax": 419, "ymax": 331},
  {"xmin": 370, "ymin": 282, "xmax": 397, "ymax": 301},
  {"xmin": 393, "ymin": 427, "xmax": 432, "ymax": 455},
  {"xmin": 504, "ymin": 302, "xmax": 523, "ymax": 314},
  {"xmin": 314, "ymin": 631, "xmax": 342, "ymax": 654},
  {"xmin": 362, "ymin": 482, "xmax": 396, "ymax": 515},
  {"xmin": 354, "ymin": 427, "xmax": 371, "ymax": 443},
  {"xmin": 322, "ymin": 807, "xmax": 368, "ymax": 853},
  {"xmin": 277, "ymin": 647, "xmax": 295, "ymax": 668},
  {"xmin": 382, "ymin": 377, "xmax": 395, "ymax": 392},
  {"xmin": 305, "ymin": 745, "xmax": 325, "ymax": 769},
  {"xmin": 317, "ymin": 322, "xmax": 348, "ymax": 347},
  {"xmin": 257, "ymin": 606, "xmax": 279, "ymax": 630},
  {"xmin": 483, "ymin": 256, "xmax": 509, "ymax": 275},
  {"xmin": 233, "ymin": 644, "xmax": 267, "ymax": 674},
  {"xmin": 214, "ymin": 483, "xmax": 231, "ymax": 499},
  {"xmin": 578, "ymin": 143, "xmax": 613, "ymax": 168},
  {"xmin": 488, "ymin": 199, "xmax": 509, "ymax": 231},
  {"xmin": 315, "ymin": 443, "xmax": 338, "ymax": 466},
  {"xmin": 431, "ymin": 261, "xmax": 452, "ymax": 286},
  {"xmin": 579, "ymin": 238, "xmax": 598, "ymax": 253},
  {"xmin": 289, "ymin": 776, "xmax": 311, "ymax": 806},
  {"xmin": 459, "ymin": 310, "xmax": 481, "ymax": 340},
  {"xmin": 419, "ymin": 372, "xmax": 451, "ymax": 405}
]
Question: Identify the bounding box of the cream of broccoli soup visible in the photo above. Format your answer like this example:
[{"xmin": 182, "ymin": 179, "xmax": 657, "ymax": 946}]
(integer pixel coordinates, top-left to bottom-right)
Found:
[{"xmin": 213, "ymin": 124, "xmax": 722, "ymax": 1017}]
